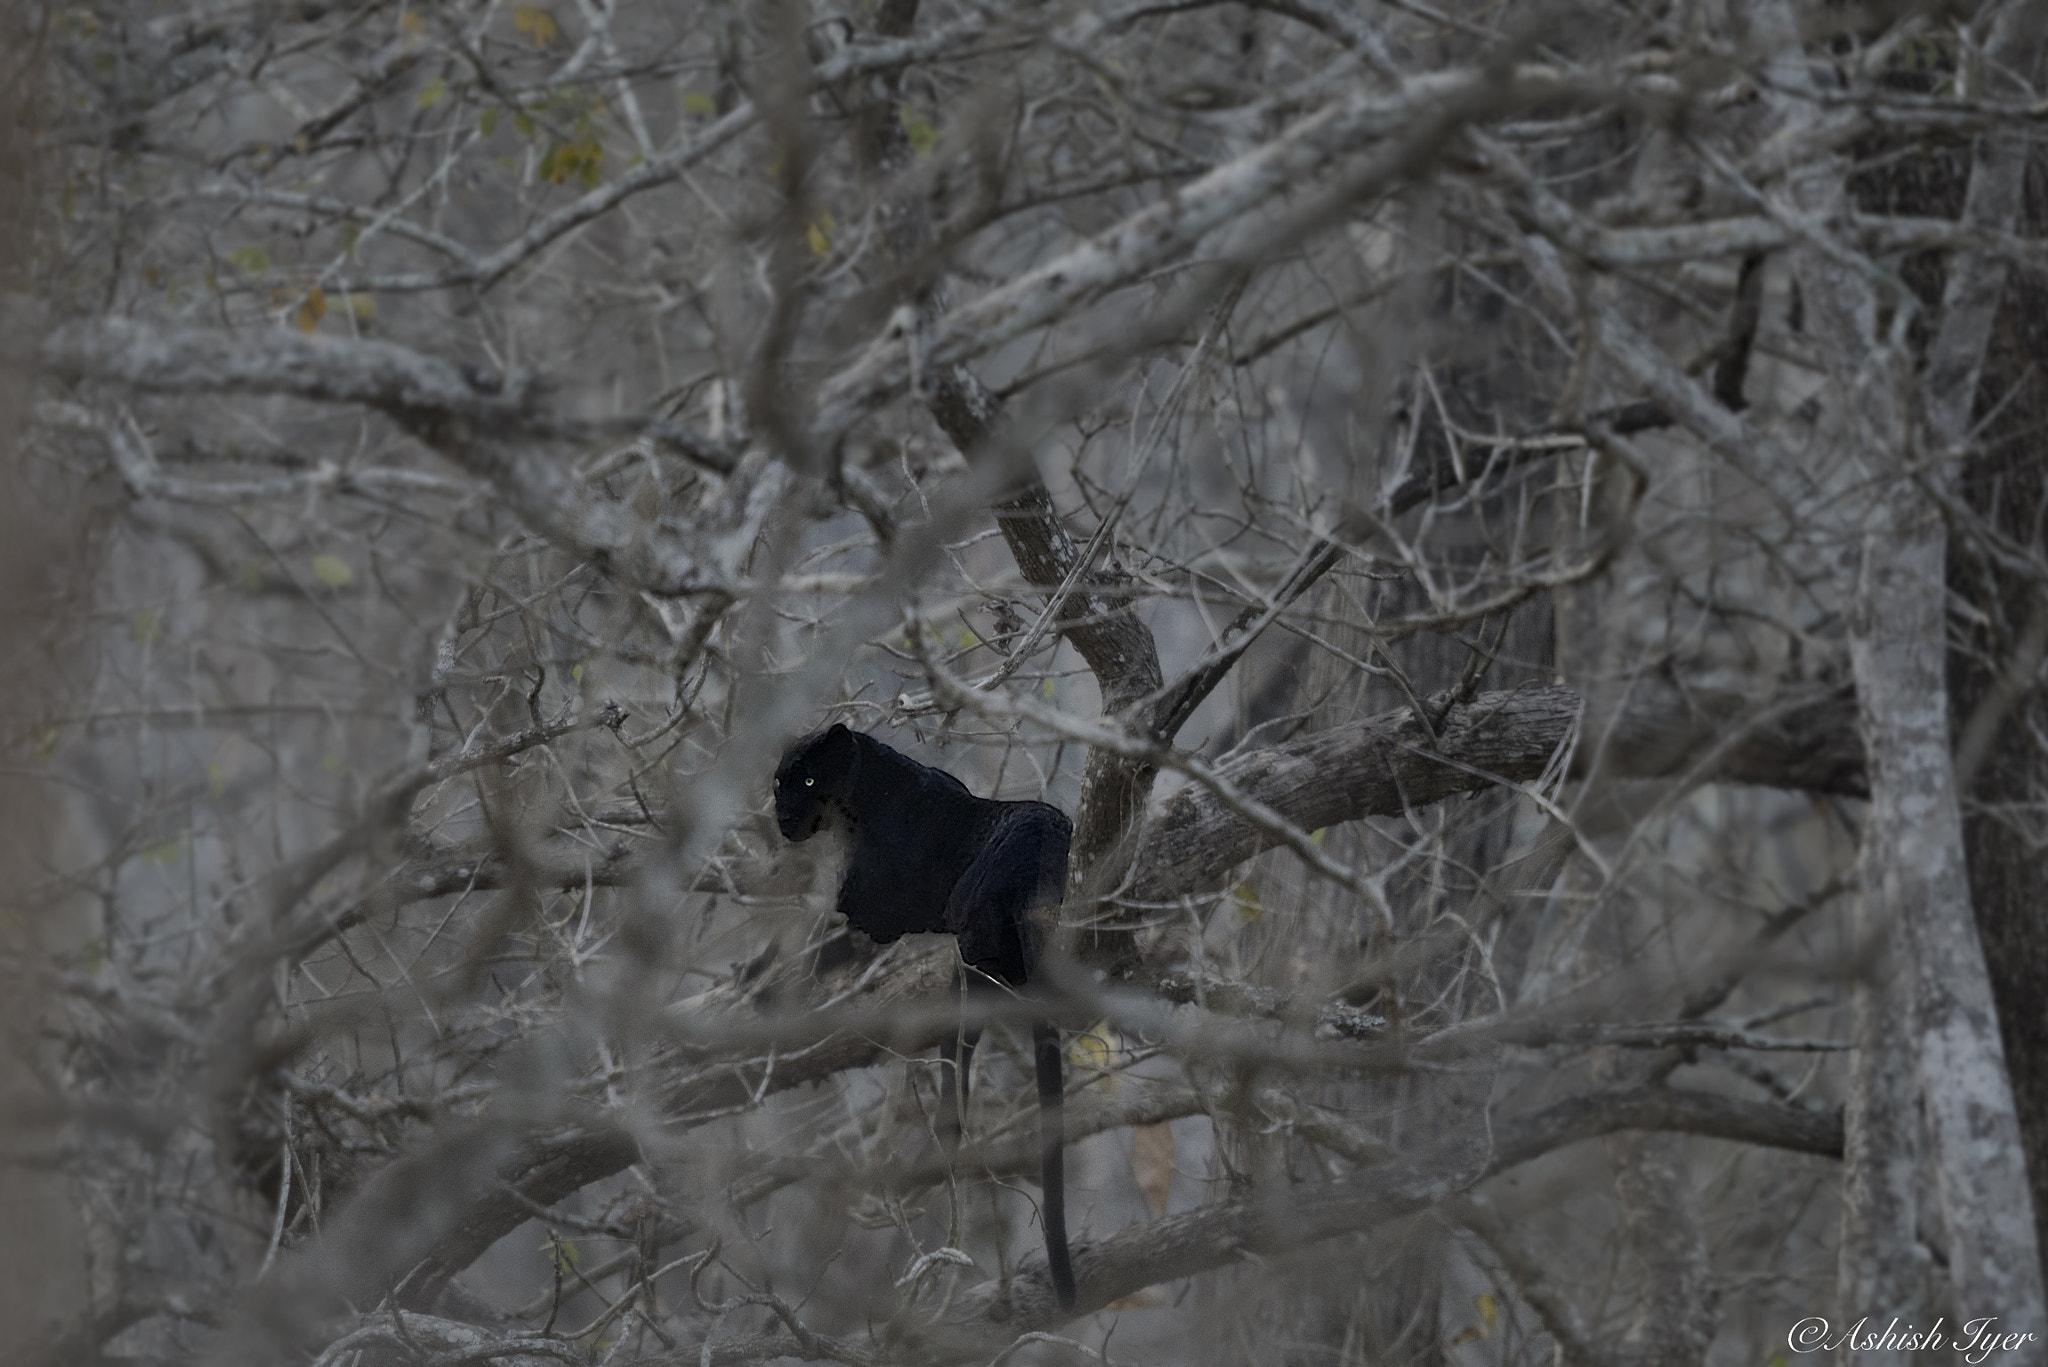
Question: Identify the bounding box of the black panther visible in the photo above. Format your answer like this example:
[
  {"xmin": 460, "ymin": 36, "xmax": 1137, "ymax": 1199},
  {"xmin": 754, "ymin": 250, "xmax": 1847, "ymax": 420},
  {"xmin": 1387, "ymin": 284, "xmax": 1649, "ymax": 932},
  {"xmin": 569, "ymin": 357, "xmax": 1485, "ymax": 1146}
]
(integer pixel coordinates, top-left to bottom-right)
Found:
[{"xmin": 774, "ymin": 723, "xmax": 1076, "ymax": 1308}]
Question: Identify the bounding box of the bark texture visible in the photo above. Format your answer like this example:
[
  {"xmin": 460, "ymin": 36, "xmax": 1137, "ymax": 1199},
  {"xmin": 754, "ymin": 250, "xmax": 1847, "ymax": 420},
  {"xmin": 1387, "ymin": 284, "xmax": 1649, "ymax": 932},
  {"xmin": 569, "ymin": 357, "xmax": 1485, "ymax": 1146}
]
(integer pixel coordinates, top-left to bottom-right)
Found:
[
  {"xmin": 1946, "ymin": 57, "xmax": 2048, "ymax": 1294},
  {"xmin": 1128, "ymin": 679, "xmax": 1863, "ymax": 907},
  {"xmin": 1752, "ymin": 0, "xmax": 2048, "ymax": 1340}
]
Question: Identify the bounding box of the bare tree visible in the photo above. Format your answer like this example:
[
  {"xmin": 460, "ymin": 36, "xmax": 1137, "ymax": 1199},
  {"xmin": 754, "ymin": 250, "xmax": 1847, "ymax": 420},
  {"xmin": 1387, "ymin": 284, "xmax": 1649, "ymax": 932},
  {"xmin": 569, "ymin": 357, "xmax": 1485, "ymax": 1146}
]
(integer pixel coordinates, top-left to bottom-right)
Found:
[{"xmin": 13, "ymin": 1, "xmax": 2048, "ymax": 1364}]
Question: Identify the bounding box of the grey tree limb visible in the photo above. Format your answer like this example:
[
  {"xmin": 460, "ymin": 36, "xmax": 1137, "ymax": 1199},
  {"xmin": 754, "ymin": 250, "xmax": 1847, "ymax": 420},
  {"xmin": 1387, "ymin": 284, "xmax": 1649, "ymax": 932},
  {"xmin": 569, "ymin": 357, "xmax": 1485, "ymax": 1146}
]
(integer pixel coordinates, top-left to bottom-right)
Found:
[
  {"xmin": 1127, "ymin": 679, "xmax": 1863, "ymax": 910},
  {"xmin": 688, "ymin": 1084, "xmax": 1843, "ymax": 1363}
]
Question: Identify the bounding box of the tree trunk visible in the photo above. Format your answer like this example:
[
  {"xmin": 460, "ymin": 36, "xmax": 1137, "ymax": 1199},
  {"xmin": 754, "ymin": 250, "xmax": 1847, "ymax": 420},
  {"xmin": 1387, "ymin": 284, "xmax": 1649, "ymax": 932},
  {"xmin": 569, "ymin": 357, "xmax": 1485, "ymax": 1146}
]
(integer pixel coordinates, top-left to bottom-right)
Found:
[
  {"xmin": 1949, "ymin": 121, "xmax": 2048, "ymax": 1297},
  {"xmin": 1743, "ymin": 0, "xmax": 2048, "ymax": 1339}
]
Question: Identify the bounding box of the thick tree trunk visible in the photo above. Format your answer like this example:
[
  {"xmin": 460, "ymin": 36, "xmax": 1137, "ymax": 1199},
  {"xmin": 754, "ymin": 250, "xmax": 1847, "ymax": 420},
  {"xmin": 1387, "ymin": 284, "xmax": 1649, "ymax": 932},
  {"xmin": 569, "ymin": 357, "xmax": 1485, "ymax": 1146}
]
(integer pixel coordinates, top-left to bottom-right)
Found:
[
  {"xmin": 1905, "ymin": 1, "xmax": 2048, "ymax": 1334},
  {"xmin": 1743, "ymin": 0, "xmax": 2048, "ymax": 1343},
  {"xmin": 1954, "ymin": 461, "xmax": 2048, "ymax": 1285},
  {"xmin": 1948, "ymin": 114, "xmax": 2048, "ymax": 1294},
  {"xmin": 1832, "ymin": 907, "xmax": 1921, "ymax": 1367},
  {"xmin": 1849, "ymin": 501, "xmax": 2044, "ymax": 1342}
]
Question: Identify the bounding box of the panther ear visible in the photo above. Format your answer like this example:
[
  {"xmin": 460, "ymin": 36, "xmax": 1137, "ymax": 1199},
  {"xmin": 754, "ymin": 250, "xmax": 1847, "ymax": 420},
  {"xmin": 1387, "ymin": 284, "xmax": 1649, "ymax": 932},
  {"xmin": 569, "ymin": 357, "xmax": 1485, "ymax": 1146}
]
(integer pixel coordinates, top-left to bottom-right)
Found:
[{"xmin": 818, "ymin": 723, "xmax": 858, "ymax": 779}]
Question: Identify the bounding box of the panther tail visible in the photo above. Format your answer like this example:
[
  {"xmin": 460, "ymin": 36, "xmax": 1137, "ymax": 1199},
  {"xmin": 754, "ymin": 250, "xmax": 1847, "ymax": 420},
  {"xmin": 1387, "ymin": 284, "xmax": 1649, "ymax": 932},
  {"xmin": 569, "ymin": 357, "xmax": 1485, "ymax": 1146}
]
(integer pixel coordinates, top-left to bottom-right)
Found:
[{"xmin": 1034, "ymin": 1022, "xmax": 1076, "ymax": 1309}]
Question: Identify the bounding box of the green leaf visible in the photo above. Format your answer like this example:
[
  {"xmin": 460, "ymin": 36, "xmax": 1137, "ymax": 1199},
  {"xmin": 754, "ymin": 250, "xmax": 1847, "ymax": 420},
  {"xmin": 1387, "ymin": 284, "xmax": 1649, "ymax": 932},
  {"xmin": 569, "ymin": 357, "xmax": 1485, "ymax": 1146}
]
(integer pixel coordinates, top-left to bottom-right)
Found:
[
  {"xmin": 1231, "ymin": 881, "xmax": 1261, "ymax": 921},
  {"xmin": 142, "ymin": 838, "xmax": 182, "ymax": 866},
  {"xmin": 310, "ymin": 554, "xmax": 354, "ymax": 589},
  {"xmin": 900, "ymin": 106, "xmax": 937, "ymax": 157},
  {"xmin": 543, "ymin": 142, "xmax": 594, "ymax": 184},
  {"xmin": 415, "ymin": 76, "xmax": 446, "ymax": 110},
  {"xmin": 513, "ymin": 111, "xmax": 535, "ymax": 139},
  {"xmin": 680, "ymin": 90, "xmax": 717, "ymax": 117},
  {"xmin": 227, "ymin": 245, "xmax": 270, "ymax": 277},
  {"xmin": 480, "ymin": 106, "xmax": 501, "ymax": 137},
  {"xmin": 132, "ymin": 607, "xmax": 162, "ymax": 645}
]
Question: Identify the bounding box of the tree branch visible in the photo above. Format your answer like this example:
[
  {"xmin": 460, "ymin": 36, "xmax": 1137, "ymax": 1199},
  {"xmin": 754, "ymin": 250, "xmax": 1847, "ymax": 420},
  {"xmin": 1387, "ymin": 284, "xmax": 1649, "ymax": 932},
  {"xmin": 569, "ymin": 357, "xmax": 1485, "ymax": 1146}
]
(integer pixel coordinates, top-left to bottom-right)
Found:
[{"xmin": 1129, "ymin": 677, "xmax": 1863, "ymax": 908}]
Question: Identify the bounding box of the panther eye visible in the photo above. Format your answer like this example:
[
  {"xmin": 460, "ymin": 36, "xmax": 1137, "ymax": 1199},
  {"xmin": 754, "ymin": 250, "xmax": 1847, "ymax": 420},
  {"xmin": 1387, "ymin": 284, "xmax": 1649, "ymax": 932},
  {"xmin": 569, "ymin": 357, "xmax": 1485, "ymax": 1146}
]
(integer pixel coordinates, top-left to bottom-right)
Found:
[{"xmin": 804, "ymin": 777, "xmax": 815, "ymax": 787}]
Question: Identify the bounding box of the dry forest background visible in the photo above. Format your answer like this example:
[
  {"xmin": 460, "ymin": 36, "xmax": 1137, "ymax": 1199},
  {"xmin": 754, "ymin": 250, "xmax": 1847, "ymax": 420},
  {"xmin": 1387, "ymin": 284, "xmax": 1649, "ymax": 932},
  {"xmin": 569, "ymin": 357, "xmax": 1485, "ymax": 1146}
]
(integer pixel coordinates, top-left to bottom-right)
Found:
[{"xmin": 10, "ymin": 1, "xmax": 2048, "ymax": 1364}]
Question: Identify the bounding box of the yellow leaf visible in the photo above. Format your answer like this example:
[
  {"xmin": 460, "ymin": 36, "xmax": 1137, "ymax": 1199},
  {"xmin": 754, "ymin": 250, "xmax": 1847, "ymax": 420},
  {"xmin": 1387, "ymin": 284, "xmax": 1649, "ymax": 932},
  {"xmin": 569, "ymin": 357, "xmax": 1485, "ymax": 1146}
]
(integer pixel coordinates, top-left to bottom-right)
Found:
[
  {"xmin": 207, "ymin": 762, "xmax": 226, "ymax": 798},
  {"xmin": 1309, "ymin": 827, "xmax": 1326, "ymax": 845},
  {"xmin": 570, "ymin": 663, "xmax": 584, "ymax": 682},
  {"xmin": 132, "ymin": 607, "xmax": 162, "ymax": 646},
  {"xmin": 345, "ymin": 292, "xmax": 376, "ymax": 322},
  {"xmin": 1068, "ymin": 1023, "xmax": 1114, "ymax": 1080},
  {"xmin": 1103, "ymin": 1288, "xmax": 1170, "ymax": 1310},
  {"xmin": 513, "ymin": 5, "xmax": 557, "ymax": 45},
  {"xmin": 1130, "ymin": 1121, "xmax": 1175, "ymax": 1216},
  {"xmin": 1231, "ymin": 881, "xmax": 1261, "ymax": 921},
  {"xmin": 543, "ymin": 143, "xmax": 580, "ymax": 183},
  {"xmin": 142, "ymin": 838, "xmax": 182, "ymax": 866},
  {"xmin": 227, "ymin": 245, "xmax": 270, "ymax": 277},
  {"xmin": 415, "ymin": 76, "xmax": 446, "ymax": 110},
  {"xmin": 1040, "ymin": 677, "xmax": 1056, "ymax": 699},
  {"xmin": 399, "ymin": 10, "xmax": 425, "ymax": 35},
  {"xmin": 294, "ymin": 286, "xmax": 326, "ymax": 333},
  {"xmin": 33, "ymin": 727, "xmax": 57, "ymax": 765},
  {"xmin": 805, "ymin": 212, "xmax": 835, "ymax": 257},
  {"xmin": 310, "ymin": 554, "xmax": 354, "ymax": 588},
  {"xmin": 1475, "ymin": 1292, "xmax": 1498, "ymax": 1333},
  {"xmin": 681, "ymin": 90, "xmax": 717, "ymax": 117},
  {"xmin": 320, "ymin": 753, "xmax": 343, "ymax": 774}
]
